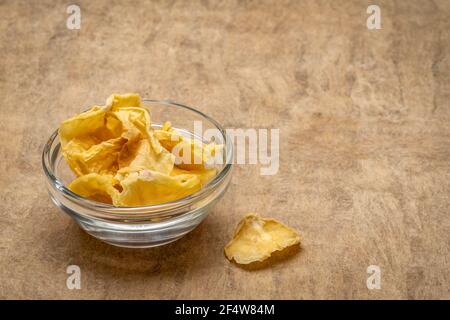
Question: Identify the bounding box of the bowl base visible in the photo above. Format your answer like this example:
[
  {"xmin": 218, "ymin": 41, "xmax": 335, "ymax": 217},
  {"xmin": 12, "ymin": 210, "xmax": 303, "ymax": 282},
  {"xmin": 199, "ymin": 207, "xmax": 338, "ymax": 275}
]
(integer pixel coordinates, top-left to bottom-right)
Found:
[{"xmin": 101, "ymin": 236, "xmax": 183, "ymax": 248}]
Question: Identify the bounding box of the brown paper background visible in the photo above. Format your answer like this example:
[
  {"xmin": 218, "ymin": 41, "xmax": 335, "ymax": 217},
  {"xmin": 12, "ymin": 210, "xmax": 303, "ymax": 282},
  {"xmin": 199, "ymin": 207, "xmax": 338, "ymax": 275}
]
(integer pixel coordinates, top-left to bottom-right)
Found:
[{"xmin": 0, "ymin": 0, "xmax": 449, "ymax": 299}]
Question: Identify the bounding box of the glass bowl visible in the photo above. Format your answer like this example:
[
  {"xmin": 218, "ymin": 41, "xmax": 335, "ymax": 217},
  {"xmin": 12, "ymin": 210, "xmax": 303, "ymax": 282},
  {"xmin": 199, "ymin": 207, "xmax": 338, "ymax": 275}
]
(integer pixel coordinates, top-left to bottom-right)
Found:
[{"xmin": 42, "ymin": 100, "xmax": 233, "ymax": 248}]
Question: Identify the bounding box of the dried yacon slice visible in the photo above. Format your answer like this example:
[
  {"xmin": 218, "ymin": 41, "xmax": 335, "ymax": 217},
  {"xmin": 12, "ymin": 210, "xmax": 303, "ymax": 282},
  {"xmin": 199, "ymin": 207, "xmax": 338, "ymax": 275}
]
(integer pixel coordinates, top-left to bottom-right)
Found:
[
  {"xmin": 106, "ymin": 93, "xmax": 163, "ymax": 154},
  {"xmin": 161, "ymin": 121, "xmax": 173, "ymax": 132},
  {"xmin": 62, "ymin": 137, "xmax": 126, "ymax": 176},
  {"xmin": 112, "ymin": 106, "xmax": 164, "ymax": 154},
  {"xmin": 59, "ymin": 105, "xmax": 124, "ymax": 176},
  {"xmin": 68, "ymin": 173, "xmax": 120, "ymax": 205},
  {"xmin": 224, "ymin": 214, "xmax": 300, "ymax": 265},
  {"xmin": 115, "ymin": 169, "xmax": 201, "ymax": 206},
  {"xmin": 155, "ymin": 128, "xmax": 222, "ymax": 171},
  {"xmin": 175, "ymin": 140, "xmax": 223, "ymax": 171},
  {"xmin": 112, "ymin": 107, "xmax": 146, "ymax": 142},
  {"xmin": 171, "ymin": 167, "xmax": 217, "ymax": 186},
  {"xmin": 118, "ymin": 138, "xmax": 175, "ymax": 175},
  {"xmin": 59, "ymin": 106, "xmax": 108, "ymax": 147},
  {"xmin": 154, "ymin": 127, "xmax": 182, "ymax": 152},
  {"xmin": 62, "ymin": 136, "xmax": 125, "ymax": 176},
  {"xmin": 103, "ymin": 112, "xmax": 123, "ymax": 139},
  {"xmin": 60, "ymin": 93, "xmax": 221, "ymax": 206}
]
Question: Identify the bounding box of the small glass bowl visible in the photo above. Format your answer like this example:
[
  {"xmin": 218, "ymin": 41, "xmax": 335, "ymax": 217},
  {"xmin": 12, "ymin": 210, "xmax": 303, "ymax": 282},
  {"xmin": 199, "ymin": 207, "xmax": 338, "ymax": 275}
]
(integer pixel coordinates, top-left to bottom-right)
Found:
[{"xmin": 42, "ymin": 100, "xmax": 233, "ymax": 248}]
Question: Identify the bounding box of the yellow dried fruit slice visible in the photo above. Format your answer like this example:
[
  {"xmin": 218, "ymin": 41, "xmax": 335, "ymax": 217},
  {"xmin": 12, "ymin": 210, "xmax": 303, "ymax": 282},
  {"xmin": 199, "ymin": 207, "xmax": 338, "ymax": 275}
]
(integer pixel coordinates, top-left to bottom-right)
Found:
[
  {"xmin": 155, "ymin": 129, "xmax": 222, "ymax": 171},
  {"xmin": 224, "ymin": 214, "xmax": 300, "ymax": 264},
  {"xmin": 161, "ymin": 121, "xmax": 173, "ymax": 132},
  {"xmin": 68, "ymin": 173, "xmax": 120, "ymax": 205},
  {"xmin": 59, "ymin": 106, "xmax": 108, "ymax": 147},
  {"xmin": 170, "ymin": 167, "xmax": 217, "ymax": 186},
  {"xmin": 154, "ymin": 128, "xmax": 182, "ymax": 152},
  {"xmin": 114, "ymin": 169, "xmax": 201, "ymax": 206},
  {"xmin": 118, "ymin": 138, "xmax": 174, "ymax": 175},
  {"xmin": 106, "ymin": 93, "xmax": 163, "ymax": 155},
  {"xmin": 62, "ymin": 137, "xmax": 126, "ymax": 176},
  {"xmin": 60, "ymin": 93, "xmax": 220, "ymax": 207},
  {"xmin": 112, "ymin": 107, "xmax": 145, "ymax": 141}
]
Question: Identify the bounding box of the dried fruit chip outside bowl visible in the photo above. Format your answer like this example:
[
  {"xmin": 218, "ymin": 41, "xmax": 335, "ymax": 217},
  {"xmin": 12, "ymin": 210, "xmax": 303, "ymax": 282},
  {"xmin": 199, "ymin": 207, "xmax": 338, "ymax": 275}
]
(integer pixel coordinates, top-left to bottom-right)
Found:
[{"xmin": 225, "ymin": 213, "xmax": 301, "ymax": 264}]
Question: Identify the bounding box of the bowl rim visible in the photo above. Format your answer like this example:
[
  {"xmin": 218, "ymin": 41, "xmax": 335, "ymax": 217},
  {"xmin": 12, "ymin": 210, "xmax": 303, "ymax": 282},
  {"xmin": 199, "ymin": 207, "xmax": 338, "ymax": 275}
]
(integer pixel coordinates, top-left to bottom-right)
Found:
[{"xmin": 42, "ymin": 99, "xmax": 233, "ymax": 213}]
